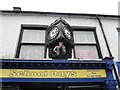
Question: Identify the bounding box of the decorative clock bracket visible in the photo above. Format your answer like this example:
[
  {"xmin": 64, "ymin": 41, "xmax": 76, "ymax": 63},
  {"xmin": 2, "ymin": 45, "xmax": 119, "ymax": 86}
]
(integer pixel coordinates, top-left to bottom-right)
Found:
[{"xmin": 45, "ymin": 18, "xmax": 74, "ymax": 59}]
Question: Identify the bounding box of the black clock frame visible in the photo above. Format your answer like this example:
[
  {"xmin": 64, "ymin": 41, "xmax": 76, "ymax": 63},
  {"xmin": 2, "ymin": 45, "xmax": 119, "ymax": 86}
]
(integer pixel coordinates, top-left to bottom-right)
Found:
[{"xmin": 45, "ymin": 18, "xmax": 74, "ymax": 59}]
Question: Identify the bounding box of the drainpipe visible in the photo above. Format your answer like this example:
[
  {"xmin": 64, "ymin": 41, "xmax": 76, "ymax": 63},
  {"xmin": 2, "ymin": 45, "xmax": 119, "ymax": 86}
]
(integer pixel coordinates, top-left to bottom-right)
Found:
[
  {"xmin": 96, "ymin": 16, "xmax": 113, "ymax": 57},
  {"xmin": 96, "ymin": 16, "xmax": 120, "ymax": 89},
  {"xmin": 113, "ymin": 62, "xmax": 120, "ymax": 89}
]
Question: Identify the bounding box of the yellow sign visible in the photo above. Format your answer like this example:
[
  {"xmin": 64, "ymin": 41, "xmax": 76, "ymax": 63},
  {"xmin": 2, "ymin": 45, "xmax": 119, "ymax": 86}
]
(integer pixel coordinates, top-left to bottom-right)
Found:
[{"xmin": 0, "ymin": 69, "xmax": 106, "ymax": 78}]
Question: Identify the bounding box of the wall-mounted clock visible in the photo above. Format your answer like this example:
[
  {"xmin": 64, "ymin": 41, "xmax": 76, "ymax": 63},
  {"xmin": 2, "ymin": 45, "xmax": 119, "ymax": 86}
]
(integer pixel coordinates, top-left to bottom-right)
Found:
[
  {"xmin": 49, "ymin": 27, "xmax": 59, "ymax": 39},
  {"xmin": 64, "ymin": 27, "xmax": 71, "ymax": 39}
]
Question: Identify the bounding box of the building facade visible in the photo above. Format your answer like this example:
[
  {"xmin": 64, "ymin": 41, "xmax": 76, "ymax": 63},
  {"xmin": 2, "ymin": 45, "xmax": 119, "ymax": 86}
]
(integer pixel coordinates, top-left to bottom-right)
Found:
[
  {"xmin": 0, "ymin": 9, "xmax": 120, "ymax": 61},
  {"xmin": 0, "ymin": 8, "xmax": 120, "ymax": 90}
]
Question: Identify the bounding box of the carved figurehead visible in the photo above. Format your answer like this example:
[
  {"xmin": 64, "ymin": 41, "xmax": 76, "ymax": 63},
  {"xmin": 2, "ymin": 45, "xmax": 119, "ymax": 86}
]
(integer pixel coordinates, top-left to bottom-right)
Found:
[{"xmin": 45, "ymin": 18, "xmax": 74, "ymax": 59}]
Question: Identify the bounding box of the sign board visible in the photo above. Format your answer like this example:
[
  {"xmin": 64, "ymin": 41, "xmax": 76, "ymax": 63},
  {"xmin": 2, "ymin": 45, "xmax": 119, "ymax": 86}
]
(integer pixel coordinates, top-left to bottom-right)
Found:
[
  {"xmin": 76, "ymin": 50, "xmax": 92, "ymax": 59},
  {"xmin": 0, "ymin": 69, "xmax": 106, "ymax": 78}
]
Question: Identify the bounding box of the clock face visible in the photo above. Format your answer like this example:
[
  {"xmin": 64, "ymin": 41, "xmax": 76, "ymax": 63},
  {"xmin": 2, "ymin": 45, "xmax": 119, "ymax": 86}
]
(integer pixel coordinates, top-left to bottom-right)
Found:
[
  {"xmin": 64, "ymin": 27, "xmax": 71, "ymax": 39},
  {"xmin": 49, "ymin": 27, "xmax": 59, "ymax": 39}
]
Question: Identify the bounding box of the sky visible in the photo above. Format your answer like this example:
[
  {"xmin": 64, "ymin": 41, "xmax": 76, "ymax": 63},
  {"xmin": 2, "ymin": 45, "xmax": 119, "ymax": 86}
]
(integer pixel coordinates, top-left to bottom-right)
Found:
[{"xmin": 0, "ymin": 0, "xmax": 120, "ymax": 15}]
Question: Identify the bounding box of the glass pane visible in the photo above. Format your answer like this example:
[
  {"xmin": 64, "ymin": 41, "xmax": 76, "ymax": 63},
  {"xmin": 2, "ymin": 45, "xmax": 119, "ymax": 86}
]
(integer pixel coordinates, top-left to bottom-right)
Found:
[
  {"xmin": 19, "ymin": 45, "xmax": 44, "ymax": 59},
  {"xmin": 118, "ymin": 32, "xmax": 120, "ymax": 60},
  {"xmin": 75, "ymin": 45, "xmax": 99, "ymax": 59},
  {"xmin": 73, "ymin": 31, "xmax": 96, "ymax": 43},
  {"xmin": 118, "ymin": 31, "xmax": 120, "ymax": 38},
  {"xmin": 22, "ymin": 30, "xmax": 45, "ymax": 43}
]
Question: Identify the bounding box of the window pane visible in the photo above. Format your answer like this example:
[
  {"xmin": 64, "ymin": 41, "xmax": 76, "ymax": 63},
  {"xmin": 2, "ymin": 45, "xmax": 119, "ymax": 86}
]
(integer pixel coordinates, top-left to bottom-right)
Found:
[
  {"xmin": 22, "ymin": 30, "xmax": 45, "ymax": 43},
  {"xmin": 75, "ymin": 45, "xmax": 98, "ymax": 59},
  {"xmin": 73, "ymin": 31, "xmax": 96, "ymax": 43},
  {"xmin": 118, "ymin": 32, "xmax": 120, "ymax": 60},
  {"xmin": 19, "ymin": 45, "xmax": 44, "ymax": 59}
]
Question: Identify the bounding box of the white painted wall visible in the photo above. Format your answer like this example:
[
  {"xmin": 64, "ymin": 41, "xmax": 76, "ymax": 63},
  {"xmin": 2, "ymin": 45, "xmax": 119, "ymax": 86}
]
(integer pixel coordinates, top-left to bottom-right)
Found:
[
  {"xmin": 0, "ymin": 13, "xmax": 2, "ymax": 58},
  {"xmin": 100, "ymin": 18, "xmax": 118, "ymax": 60},
  {"xmin": 0, "ymin": 12, "xmax": 119, "ymax": 61}
]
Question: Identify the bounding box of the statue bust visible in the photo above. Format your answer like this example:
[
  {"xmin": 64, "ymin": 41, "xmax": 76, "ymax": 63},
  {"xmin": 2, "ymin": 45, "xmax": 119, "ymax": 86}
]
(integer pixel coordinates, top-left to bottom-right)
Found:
[{"xmin": 53, "ymin": 42, "xmax": 66, "ymax": 59}]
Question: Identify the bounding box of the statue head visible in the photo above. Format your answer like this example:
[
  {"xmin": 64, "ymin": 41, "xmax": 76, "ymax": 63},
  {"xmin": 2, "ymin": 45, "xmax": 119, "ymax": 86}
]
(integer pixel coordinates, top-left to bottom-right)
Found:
[{"xmin": 59, "ymin": 42, "xmax": 63, "ymax": 47}]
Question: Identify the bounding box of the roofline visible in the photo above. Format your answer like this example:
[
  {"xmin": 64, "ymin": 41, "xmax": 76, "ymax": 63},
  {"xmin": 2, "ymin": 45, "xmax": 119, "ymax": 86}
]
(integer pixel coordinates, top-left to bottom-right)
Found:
[{"xmin": 0, "ymin": 10, "xmax": 120, "ymax": 18}]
